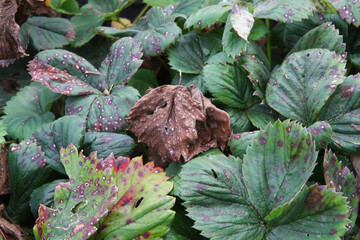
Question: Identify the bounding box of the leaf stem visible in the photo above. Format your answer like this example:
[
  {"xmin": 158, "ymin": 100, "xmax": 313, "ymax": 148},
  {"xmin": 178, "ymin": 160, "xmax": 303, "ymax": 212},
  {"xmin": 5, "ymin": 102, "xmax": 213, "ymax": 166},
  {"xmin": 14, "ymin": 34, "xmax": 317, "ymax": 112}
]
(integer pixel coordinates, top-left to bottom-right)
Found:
[
  {"xmin": 133, "ymin": 4, "xmax": 150, "ymax": 24},
  {"xmin": 266, "ymin": 19, "xmax": 271, "ymax": 69},
  {"xmin": 5, "ymin": 140, "xmax": 16, "ymax": 144},
  {"xmin": 117, "ymin": 18, "xmax": 128, "ymax": 28}
]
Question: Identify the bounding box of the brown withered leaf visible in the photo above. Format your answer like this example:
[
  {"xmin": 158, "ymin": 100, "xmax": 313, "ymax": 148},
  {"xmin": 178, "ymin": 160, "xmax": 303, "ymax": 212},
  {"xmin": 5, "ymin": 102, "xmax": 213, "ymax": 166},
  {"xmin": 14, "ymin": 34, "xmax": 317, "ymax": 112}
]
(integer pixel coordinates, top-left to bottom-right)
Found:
[
  {"xmin": 0, "ymin": 205, "xmax": 23, "ymax": 240},
  {"xmin": 0, "ymin": 0, "xmax": 44, "ymax": 67},
  {"xmin": 0, "ymin": 144, "xmax": 9, "ymax": 195},
  {"xmin": 127, "ymin": 85, "xmax": 232, "ymax": 167}
]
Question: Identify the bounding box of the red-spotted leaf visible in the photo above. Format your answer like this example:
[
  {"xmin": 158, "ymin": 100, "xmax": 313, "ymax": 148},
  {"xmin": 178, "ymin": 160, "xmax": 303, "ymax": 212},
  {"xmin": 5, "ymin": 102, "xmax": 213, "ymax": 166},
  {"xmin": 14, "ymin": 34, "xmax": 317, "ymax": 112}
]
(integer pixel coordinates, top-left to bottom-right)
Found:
[
  {"xmin": 265, "ymin": 184, "xmax": 349, "ymax": 239},
  {"xmin": 324, "ymin": 150, "xmax": 360, "ymax": 232},
  {"xmin": 243, "ymin": 120, "xmax": 317, "ymax": 217},
  {"xmin": 32, "ymin": 116, "xmax": 86, "ymax": 174},
  {"xmin": 319, "ymin": 74, "xmax": 360, "ymax": 153},
  {"xmin": 20, "ymin": 16, "xmax": 75, "ymax": 50},
  {"xmin": 288, "ymin": 22, "xmax": 347, "ymax": 59},
  {"xmin": 307, "ymin": 121, "xmax": 333, "ymax": 150},
  {"xmin": 330, "ymin": 0, "xmax": 360, "ymax": 26},
  {"xmin": 95, "ymin": 156, "xmax": 175, "ymax": 239},
  {"xmin": 33, "ymin": 144, "xmax": 118, "ymax": 240},
  {"xmin": 2, "ymin": 82, "xmax": 60, "ymax": 140},
  {"xmin": 230, "ymin": 3, "xmax": 254, "ymax": 41},
  {"xmin": 241, "ymin": 41, "xmax": 270, "ymax": 98},
  {"xmin": 312, "ymin": 0, "xmax": 337, "ymax": 13},
  {"xmin": 7, "ymin": 141, "xmax": 51, "ymax": 224},
  {"xmin": 266, "ymin": 49, "xmax": 346, "ymax": 126},
  {"xmin": 229, "ymin": 130, "xmax": 260, "ymax": 158},
  {"xmin": 253, "ymin": 0, "xmax": 314, "ymax": 22},
  {"xmin": 179, "ymin": 154, "xmax": 266, "ymax": 239}
]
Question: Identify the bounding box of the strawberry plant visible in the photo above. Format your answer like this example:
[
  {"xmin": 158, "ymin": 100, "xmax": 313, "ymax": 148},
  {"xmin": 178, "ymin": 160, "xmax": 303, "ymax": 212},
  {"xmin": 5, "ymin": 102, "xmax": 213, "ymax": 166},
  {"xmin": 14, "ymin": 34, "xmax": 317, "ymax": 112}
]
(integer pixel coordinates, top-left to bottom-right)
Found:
[{"xmin": 1, "ymin": 0, "xmax": 360, "ymax": 239}]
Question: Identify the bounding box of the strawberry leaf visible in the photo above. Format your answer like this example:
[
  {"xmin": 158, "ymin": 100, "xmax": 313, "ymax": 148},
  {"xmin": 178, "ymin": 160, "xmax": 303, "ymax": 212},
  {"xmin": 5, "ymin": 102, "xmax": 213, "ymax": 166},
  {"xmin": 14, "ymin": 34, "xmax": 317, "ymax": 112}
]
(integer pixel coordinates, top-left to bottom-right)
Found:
[
  {"xmin": 95, "ymin": 156, "xmax": 175, "ymax": 239},
  {"xmin": 253, "ymin": 0, "xmax": 314, "ymax": 22},
  {"xmin": 7, "ymin": 141, "xmax": 51, "ymax": 224},
  {"xmin": 32, "ymin": 116, "xmax": 86, "ymax": 174},
  {"xmin": 0, "ymin": 121, "xmax": 7, "ymax": 146},
  {"xmin": 330, "ymin": 0, "xmax": 360, "ymax": 26},
  {"xmin": 222, "ymin": 13, "xmax": 247, "ymax": 57},
  {"xmin": 266, "ymin": 49, "xmax": 346, "ymax": 126},
  {"xmin": 229, "ymin": 131, "xmax": 260, "ymax": 159},
  {"xmin": 243, "ymin": 120, "xmax": 317, "ymax": 217},
  {"xmin": 230, "ymin": 3, "xmax": 254, "ymax": 41},
  {"xmin": 307, "ymin": 121, "xmax": 333, "ymax": 150},
  {"xmin": 21, "ymin": 16, "xmax": 75, "ymax": 50},
  {"xmin": 319, "ymin": 74, "xmax": 360, "ymax": 153},
  {"xmin": 324, "ymin": 150, "xmax": 360, "ymax": 232},
  {"xmin": 3, "ymin": 82, "xmax": 60, "ymax": 140},
  {"xmin": 266, "ymin": 184, "xmax": 349, "ymax": 239},
  {"xmin": 225, "ymin": 107, "xmax": 252, "ymax": 133},
  {"xmin": 246, "ymin": 103, "xmax": 279, "ymax": 129},
  {"xmin": 33, "ymin": 144, "xmax": 118, "ymax": 240},
  {"xmin": 48, "ymin": 0, "xmax": 79, "ymax": 14}
]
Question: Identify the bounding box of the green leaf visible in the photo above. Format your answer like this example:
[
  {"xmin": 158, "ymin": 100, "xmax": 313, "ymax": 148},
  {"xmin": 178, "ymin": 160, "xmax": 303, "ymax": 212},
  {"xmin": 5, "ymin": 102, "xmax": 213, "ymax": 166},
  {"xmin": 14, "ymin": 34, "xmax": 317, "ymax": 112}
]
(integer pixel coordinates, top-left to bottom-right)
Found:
[
  {"xmin": 30, "ymin": 179, "xmax": 68, "ymax": 218},
  {"xmin": 184, "ymin": 2, "xmax": 232, "ymax": 28},
  {"xmin": 95, "ymin": 156, "xmax": 175, "ymax": 239},
  {"xmin": 165, "ymin": 0, "xmax": 203, "ymax": 19},
  {"xmin": 0, "ymin": 121, "xmax": 7, "ymax": 146},
  {"xmin": 7, "ymin": 141, "xmax": 51, "ymax": 224},
  {"xmin": 248, "ymin": 19, "xmax": 269, "ymax": 41},
  {"xmin": 307, "ymin": 121, "xmax": 333, "ymax": 150},
  {"xmin": 70, "ymin": 9, "xmax": 105, "ymax": 47},
  {"xmin": 127, "ymin": 68, "xmax": 158, "ymax": 95},
  {"xmin": 312, "ymin": 0, "xmax": 337, "ymax": 13},
  {"xmin": 230, "ymin": 3, "xmax": 254, "ymax": 41},
  {"xmin": 83, "ymin": 0, "xmax": 133, "ymax": 16},
  {"xmin": 204, "ymin": 61, "xmax": 254, "ymax": 109},
  {"xmin": 3, "ymin": 82, "xmax": 60, "ymax": 140},
  {"xmin": 65, "ymin": 86, "xmax": 139, "ymax": 132},
  {"xmin": 319, "ymin": 74, "xmax": 360, "ymax": 153},
  {"xmin": 179, "ymin": 154, "xmax": 266, "ymax": 240},
  {"xmin": 144, "ymin": 0, "xmax": 176, "ymax": 7},
  {"xmin": 229, "ymin": 131, "xmax": 260, "ymax": 158},
  {"xmin": 246, "ymin": 103, "xmax": 278, "ymax": 129},
  {"xmin": 241, "ymin": 41, "xmax": 270, "ymax": 98},
  {"xmin": 168, "ymin": 31, "xmax": 222, "ymax": 74},
  {"xmin": 21, "ymin": 17, "xmax": 75, "ymax": 50},
  {"xmin": 225, "ymin": 107, "xmax": 252, "ymax": 133},
  {"xmin": 253, "ymin": 0, "xmax": 314, "ymax": 22},
  {"xmin": 83, "ymin": 132, "xmax": 135, "ymax": 159},
  {"xmin": 266, "ymin": 49, "xmax": 346, "ymax": 126},
  {"xmin": 171, "ymin": 72, "xmax": 207, "ymax": 93},
  {"xmin": 33, "ymin": 115, "xmax": 86, "ymax": 173},
  {"xmin": 324, "ymin": 150, "xmax": 360, "ymax": 232},
  {"xmin": 266, "ymin": 184, "xmax": 349, "ymax": 239},
  {"xmin": 289, "ymin": 22, "xmax": 347, "ymax": 58},
  {"xmin": 49, "ymin": 0, "xmax": 79, "ymax": 14},
  {"xmin": 33, "ymin": 145, "xmax": 118, "ymax": 240},
  {"xmin": 243, "ymin": 120, "xmax": 317, "ymax": 217},
  {"xmin": 222, "ymin": 14, "xmax": 247, "ymax": 57},
  {"xmin": 330, "ymin": 0, "xmax": 360, "ymax": 26}
]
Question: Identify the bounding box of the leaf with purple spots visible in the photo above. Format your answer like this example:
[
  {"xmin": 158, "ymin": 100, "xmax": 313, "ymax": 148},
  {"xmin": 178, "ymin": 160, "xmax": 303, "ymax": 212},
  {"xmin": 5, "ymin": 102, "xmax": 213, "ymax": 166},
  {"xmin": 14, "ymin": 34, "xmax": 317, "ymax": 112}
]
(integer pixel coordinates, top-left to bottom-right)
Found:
[
  {"xmin": 253, "ymin": 0, "xmax": 314, "ymax": 22},
  {"xmin": 265, "ymin": 184, "xmax": 349, "ymax": 239},
  {"xmin": 168, "ymin": 31, "xmax": 222, "ymax": 74},
  {"xmin": 230, "ymin": 3, "xmax": 254, "ymax": 41},
  {"xmin": 20, "ymin": 16, "xmax": 75, "ymax": 50},
  {"xmin": 95, "ymin": 156, "xmax": 175, "ymax": 239},
  {"xmin": 99, "ymin": 37, "xmax": 143, "ymax": 87},
  {"xmin": 184, "ymin": 2, "xmax": 232, "ymax": 29},
  {"xmin": 288, "ymin": 22, "xmax": 347, "ymax": 59},
  {"xmin": 319, "ymin": 74, "xmax": 360, "ymax": 153},
  {"xmin": 179, "ymin": 154, "xmax": 266, "ymax": 239},
  {"xmin": 307, "ymin": 121, "xmax": 333, "ymax": 150},
  {"xmin": 32, "ymin": 115, "xmax": 86, "ymax": 173},
  {"xmin": 204, "ymin": 61, "xmax": 255, "ymax": 109},
  {"xmin": 33, "ymin": 144, "xmax": 118, "ymax": 240},
  {"xmin": 222, "ymin": 13, "xmax": 248, "ymax": 57},
  {"xmin": 266, "ymin": 49, "xmax": 346, "ymax": 126},
  {"xmin": 330, "ymin": 0, "xmax": 360, "ymax": 26},
  {"xmin": 7, "ymin": 141, "xmax": 51, "ymax": 224},
  {"xmin": 83, "ymin": 132, "xmax": 135, "ymax": 159},
  {"xmin": 312, "ymin": 0, "xmax": 337, "ymax": 13},
  {"xmin": 2, "ymin": 82, "xmax": 60, "ymax": 140},
  {"xmin": 66, "ymin": 86, "xmax": 139, "ymax": 132},
  {"xmin": 29, "ymin": 49, "xmax": 105, "ymax": 96},
  {"xmin": 240, "ymin": 40, "xmax": 270, "ymax": 98},
  {"xmin": 243, "ymin": 120, "xmax": 317, "ymax": 217},
  {"xmin": 229, "ymin": 131, "xmax": 260, "ymax": 158},
  {"xmin": 324, "ymin": 149, "xmax": 360, "ymax": 233}
]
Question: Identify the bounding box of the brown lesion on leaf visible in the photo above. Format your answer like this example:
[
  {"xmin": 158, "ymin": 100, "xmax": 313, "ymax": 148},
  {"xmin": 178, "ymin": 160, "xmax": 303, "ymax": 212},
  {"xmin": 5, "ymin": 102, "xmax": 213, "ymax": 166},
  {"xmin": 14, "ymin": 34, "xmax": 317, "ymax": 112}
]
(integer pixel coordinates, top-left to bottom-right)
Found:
[{"xmin": 127, "ymin": 85, "xmax": 232, "ymax": 167}]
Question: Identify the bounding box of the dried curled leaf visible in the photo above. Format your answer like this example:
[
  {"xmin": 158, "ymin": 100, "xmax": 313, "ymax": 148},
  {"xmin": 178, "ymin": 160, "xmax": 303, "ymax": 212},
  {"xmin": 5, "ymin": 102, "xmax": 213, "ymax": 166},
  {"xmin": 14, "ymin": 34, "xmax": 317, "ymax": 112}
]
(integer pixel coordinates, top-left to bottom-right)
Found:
[
  {"xmin": 127, "ymin": 85, "xmax": 231, "ymax": 167},
  {"xmin": 0, "ymin": 204, "xmax": 23, "ymax": 240}
]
